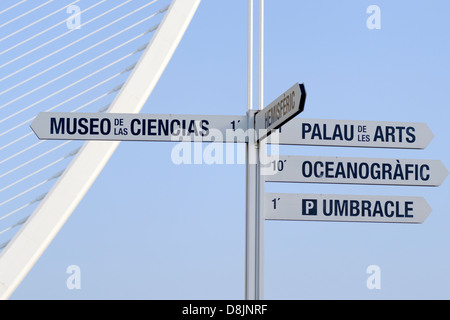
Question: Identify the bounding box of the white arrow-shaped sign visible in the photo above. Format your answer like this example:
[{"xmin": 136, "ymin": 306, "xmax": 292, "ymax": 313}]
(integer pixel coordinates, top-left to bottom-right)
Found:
[
  {"xmin": 265, "ymin": 193, "xmax": 432, "ymax": 224},
  {"xmin": 264, "ymin": 155, "xmax": 448, "ymax": 187},
  {"xmin": 275, "ymin": 118, "xmax": 434, "ymax": 149},
  {"xmin": 30, "ymin": 112, "xmax": 248, "ymax": 143},
  {"xmin": 255, "ymin": 83, "xmax": 306, "ymax": 142}
]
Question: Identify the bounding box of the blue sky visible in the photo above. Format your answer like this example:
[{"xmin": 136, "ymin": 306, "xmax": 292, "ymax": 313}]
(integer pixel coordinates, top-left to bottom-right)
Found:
[{"xmin": 1, "ymin": 0, "xmax": 450, "ymax": 299}]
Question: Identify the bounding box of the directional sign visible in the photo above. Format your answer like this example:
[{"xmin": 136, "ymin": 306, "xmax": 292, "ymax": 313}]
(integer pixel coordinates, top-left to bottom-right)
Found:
[
  {"xmin": 255, "ymin": 83, "xmax": 306, "ymax": 142},
  {"xmin": 31, "ymin": 112, "xmax": 248, "ymax": 143},
  {"xmin": 274, "ymin": 118, "xmax": 434, "ymax": 149},
  {"xmin": 264, "ymin": 155, "xmax": 449, "ymax": 186},
  {"xmin": 265, "ymin": 193, "xmax": 432, "ymax": 224}
]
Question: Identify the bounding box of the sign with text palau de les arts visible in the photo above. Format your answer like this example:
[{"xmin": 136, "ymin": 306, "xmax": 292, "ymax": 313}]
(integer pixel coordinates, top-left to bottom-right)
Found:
[{"xmin": 277, "ymin": 118, "xmax": 434, "ymax": 149}]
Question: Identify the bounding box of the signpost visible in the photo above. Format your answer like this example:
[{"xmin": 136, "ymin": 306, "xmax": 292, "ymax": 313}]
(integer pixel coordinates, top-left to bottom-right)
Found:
[
  {"xmin": 265, "ymin": 193, "xmax": 432, "ymax": 224},
  {"xmin": 29, "ymin": 81, "xmax": 448, "ymax": 301},
  {"xmin": 254, "ymin": 83, "xmax": 306, "ymax": 142},
  {"xmin": 10, "ymin": 0, "xmax": 447, "ymax": 301},
  {"xmin": 277, "ymin": 118, "xmax": 434, "ymax": 149},
  {"xmin": 264, "ymin": 155, "xmax": 448, "ymax": 187}
]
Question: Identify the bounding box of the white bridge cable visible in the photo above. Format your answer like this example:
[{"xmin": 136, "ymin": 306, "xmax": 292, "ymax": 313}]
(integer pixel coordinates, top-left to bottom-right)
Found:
[
  {"xmin": 0, "ymin": 0, "xmax": 108, "ymax": 60},
  {"xmin": 0, "ymin": 11, "xmax": 167, "ymax": 172},
  {"xmin": 0, "ymin": 146, "xmax": 80, "ymax": 195},
  {"xmin": 0, "ymin": 51, "xmax": 141, "ymax": 125},
  {"xmin": 0, "ymin": 217, "xmax": 29, "ymax": 236},
  {"xmin": 0, "ymin": 71, "xmax": 130, "ymax": 162},
  {"xmin": 0, "ymin": 81, "xmax": 128, "ymax": 180},
  {"xmin": 0, "ymin": 0, "xmax": 160, "ymax": 72},
  {"xmin": 2, "ymin": 194, "xmax": 46, "ymax": 223},
  {"xmin": 0, "ymin": 158, "xmax": 63, "ymax": 193},
  {"xmin": 0, "ymin": 141, "xmax": 72, "ymax": 180},
  {"xmin": 0, "ymin": 170, "xmax": 64, "ymax": 209},
  {"xmin": 0, "ymin": 1, "xmax": 27, "ymax": 17},
  {"xmin": 0, "ymin": 0, "xmax": 176, "ymax": 271},
  {"xmin": 0, "ymin": 0, "xmax": 55, "ymax": 30},
  {"xmin": 0, "ymin": 133, "xmax": 34, "ymax": 154},
  {"xmin": 0, "ymin": 137, "xmax": 40, "ymax": 164},
  {"xmin": 0, "ymin": 78, "xmax": 127, "ymax": 157},
  {"xmin": 0, "ymin": 94, "xmax": 118, "ymax": 214},
  {"xmin": 0, "ymin": 53, "xmax": 156, "ymax": 231},
  {"xmin": 0, "ymin": 0, "xmax": 81, "ymax": 44},
  {"xmin": 0, "ymin": 16, "xmax": 161, "ymax": 101},
  {"xmin": 0, "ymin": 241, "xmax": 10, "ymax": 250},
  {"xmin": 0, "ymin": 4, "xmax": 167, "ymax": 166},
  {"xmin": 0, "ymin": 5, "xmax": 165, "ymax": 92},
  {"xmin": 0, "ymin": 193, "xmax": 47, "ymax": 248},
  {"xmin": 0, "ymin": 31, "xmax": 156, "ymax": 134},
  {"xmin": 0, "ymin": 157, "xmax": 72, "ymax": 221}
]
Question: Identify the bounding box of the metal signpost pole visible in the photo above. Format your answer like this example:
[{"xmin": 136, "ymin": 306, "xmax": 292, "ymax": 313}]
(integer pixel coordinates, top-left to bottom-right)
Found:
[
  {"xmin": 256, "ymin": 0, "xmax": 265, "ymax": 300},
  {"xmin": 245, "ymin": 0, "xmax": 255, "ymax": 300},
  {"xmin": 245, "ymin": 0, "xmax": 265, "ymax": 300}
]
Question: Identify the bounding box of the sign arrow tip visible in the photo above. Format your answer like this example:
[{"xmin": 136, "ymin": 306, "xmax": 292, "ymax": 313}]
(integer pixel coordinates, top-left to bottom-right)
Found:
[
  {"xmin": 442, "ymin": 163, "xmax": 449, "ymax": 182},
  {"xmin": 30, "ymin": 117, "xmax": 40, "ymax": 139}
]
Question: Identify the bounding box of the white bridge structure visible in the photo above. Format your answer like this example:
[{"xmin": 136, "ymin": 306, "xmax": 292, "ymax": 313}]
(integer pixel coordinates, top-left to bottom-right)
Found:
[{"xmin": 0, "ymin": 0, "xmax": 202, "ymax": 299}]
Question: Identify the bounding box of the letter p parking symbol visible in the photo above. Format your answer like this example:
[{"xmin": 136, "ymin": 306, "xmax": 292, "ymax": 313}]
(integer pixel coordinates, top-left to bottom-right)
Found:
[{"xmin": 302, "ymin": 199, "xmax": 318, "ymax": 216}]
